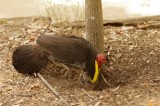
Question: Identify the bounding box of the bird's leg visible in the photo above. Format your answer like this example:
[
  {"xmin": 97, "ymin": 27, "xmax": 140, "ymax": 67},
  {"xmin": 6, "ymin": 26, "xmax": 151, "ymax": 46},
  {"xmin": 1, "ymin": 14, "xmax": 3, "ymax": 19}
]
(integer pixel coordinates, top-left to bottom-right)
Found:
[
  {"xmin": 79, "ymin": 70, "xmax": 89, "ymax": 83},
  {"xmin": 58, "ymin": 63, "xmax": 73, "ymax": 78},
  {"xmin": 48, "ymin": 56, "xmax": 73, "ymax": 78},
  {"xmin": 48, "ymin": 56, "xmax": 60, "ymax": 66}
]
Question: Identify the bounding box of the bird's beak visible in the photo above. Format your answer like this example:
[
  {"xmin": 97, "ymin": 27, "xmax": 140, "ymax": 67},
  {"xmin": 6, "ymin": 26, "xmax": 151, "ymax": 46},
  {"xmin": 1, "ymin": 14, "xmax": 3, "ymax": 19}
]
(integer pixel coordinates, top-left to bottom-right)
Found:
[
  {"xmin": 105, "ymin": 55, "xmax": 110, "ymax": 67},
  {"xmin": 104, "ymin": 61, "xmax": 110, "ymax": 67}
]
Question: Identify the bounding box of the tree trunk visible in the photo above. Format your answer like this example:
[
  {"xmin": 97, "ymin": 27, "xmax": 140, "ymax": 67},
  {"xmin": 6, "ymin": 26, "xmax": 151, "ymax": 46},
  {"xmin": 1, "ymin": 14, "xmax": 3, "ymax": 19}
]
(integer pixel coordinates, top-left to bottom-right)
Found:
[{"xmin": 85, "ymin": 0, "xmax": 104, "ymax": 53}]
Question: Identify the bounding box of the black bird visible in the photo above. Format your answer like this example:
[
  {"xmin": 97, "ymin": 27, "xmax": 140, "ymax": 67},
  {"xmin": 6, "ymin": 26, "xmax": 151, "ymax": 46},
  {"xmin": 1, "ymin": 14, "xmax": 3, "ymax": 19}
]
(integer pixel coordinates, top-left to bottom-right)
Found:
[{"xmin": 12, "ymin": 35, "xmax": 108, "ymax": 83}]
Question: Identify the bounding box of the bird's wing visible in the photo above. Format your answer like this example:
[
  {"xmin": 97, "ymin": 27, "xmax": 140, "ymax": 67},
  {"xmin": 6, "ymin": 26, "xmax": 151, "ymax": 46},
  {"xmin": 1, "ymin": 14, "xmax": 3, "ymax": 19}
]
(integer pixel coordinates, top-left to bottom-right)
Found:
[{"xmin": 36, "ymin": 35, "xmax": 91, "ymax": 63}]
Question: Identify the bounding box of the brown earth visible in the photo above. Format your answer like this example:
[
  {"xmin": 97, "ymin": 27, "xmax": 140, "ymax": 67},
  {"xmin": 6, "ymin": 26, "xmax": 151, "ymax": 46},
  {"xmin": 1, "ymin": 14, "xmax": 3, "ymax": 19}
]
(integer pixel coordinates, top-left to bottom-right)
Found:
[{"xmin": 0, "ymin": 17, "xmax": 159, "ymax": 106}]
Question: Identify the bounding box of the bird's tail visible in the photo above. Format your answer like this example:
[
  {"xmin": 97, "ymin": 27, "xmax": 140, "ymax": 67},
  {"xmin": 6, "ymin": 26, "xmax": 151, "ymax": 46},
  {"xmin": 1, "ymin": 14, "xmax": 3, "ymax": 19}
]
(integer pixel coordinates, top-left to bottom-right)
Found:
[{"xmin": 12, "ymin": 45, "xmax": 48, "ymax": 74}]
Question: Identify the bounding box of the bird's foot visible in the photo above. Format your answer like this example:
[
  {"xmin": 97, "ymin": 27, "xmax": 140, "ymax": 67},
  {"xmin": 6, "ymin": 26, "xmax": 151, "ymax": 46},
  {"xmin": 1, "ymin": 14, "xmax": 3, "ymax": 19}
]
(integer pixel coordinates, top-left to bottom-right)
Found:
[
  {"xmin": 59, "ymin": 63, "xmax": 74, "ymax": 79},
  {"xmin": 62, "ymin": 68, "xmax": 73, "ymax": 79},
  {"xmin": 49, "ymin": 57, "xmax": 73, "ymax": 79},
  {"xmin": 79, "ymin": 71, "xmax": 89, "ymax": 83}
]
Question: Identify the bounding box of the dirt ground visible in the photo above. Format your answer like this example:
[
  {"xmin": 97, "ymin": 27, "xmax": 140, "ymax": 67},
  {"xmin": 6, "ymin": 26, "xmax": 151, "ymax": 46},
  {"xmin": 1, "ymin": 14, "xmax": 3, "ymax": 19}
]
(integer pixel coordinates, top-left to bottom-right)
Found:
[{"xmin": 0, "ymin": 17, "xmax": 159, "ymax": 106}]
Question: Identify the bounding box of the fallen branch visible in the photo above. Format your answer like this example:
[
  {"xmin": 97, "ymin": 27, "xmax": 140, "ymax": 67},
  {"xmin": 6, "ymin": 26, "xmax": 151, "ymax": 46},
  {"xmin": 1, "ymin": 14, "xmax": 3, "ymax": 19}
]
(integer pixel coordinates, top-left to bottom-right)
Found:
[
  {"xmin": 37, "ymin": 73, "xmax": 69, "ymax": 106},
  {"xmin": 103, "ymin": 15, "xmax": 160, "ymax": 26},
  {"xmin": 137, "ymin": 21, "xmax": 160, "ymax": 29}
]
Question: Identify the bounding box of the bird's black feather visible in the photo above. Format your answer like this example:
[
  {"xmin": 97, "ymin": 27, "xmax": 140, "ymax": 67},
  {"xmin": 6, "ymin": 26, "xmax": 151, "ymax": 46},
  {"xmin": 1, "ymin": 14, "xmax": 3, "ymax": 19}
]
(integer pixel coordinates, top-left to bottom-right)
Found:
[{"xmin": 12, "ymin": 35, "xmax": 97, "ymax": 79}]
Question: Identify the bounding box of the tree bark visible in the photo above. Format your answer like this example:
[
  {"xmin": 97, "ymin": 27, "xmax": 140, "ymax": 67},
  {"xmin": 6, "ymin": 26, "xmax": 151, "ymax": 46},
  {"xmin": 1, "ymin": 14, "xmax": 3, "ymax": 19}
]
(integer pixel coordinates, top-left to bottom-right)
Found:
[{"xmin": 85, "ymin": 0, "xmax": 104, "ymax": 53}]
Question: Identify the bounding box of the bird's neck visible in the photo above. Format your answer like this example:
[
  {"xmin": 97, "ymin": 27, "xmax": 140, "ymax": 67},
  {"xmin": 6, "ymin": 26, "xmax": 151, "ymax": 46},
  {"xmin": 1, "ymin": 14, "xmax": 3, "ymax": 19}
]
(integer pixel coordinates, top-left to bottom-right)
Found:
[{"xmin": 96, "ymin": 60, "xmax": 102, "ymax": 69}]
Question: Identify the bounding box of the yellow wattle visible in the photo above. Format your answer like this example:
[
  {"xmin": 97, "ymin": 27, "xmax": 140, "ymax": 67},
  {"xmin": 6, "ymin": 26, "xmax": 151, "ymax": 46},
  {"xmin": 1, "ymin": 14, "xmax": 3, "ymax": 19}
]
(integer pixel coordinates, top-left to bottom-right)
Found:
[{"xmin": 90, "ymin": 60, "xmax": 99, "ymax": 83}]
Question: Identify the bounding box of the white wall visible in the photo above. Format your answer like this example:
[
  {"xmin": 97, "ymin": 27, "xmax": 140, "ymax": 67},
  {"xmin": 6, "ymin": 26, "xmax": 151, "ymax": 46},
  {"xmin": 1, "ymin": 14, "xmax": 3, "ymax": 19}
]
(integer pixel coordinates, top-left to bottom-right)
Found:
[
  {"xmin": 0, "ymin": 0, "xmax": 47, "ymax": 18},
  {"xmin": 0, "ymin": 0, "xmax": 160, "ymax": 19}
]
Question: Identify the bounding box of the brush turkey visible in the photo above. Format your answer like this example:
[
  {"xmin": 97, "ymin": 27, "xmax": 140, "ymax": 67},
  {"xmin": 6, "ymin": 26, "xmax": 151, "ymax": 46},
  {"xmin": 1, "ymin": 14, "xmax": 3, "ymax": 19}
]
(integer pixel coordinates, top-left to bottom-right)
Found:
[{"xmin": 12, "ymin": 35, "xmax": 108, "ymax": 83}]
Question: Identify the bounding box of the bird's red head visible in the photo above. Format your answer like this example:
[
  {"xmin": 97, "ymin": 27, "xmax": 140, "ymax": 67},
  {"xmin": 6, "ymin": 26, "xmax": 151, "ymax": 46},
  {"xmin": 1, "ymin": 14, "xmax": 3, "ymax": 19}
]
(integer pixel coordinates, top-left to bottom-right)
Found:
[
  {"xmin": 90, "ymin": 54, "xmax": 109, "ymax": 83},
  {"xmin": 96, "ymin": 54, "xmax": 108, "ymax": 68}
]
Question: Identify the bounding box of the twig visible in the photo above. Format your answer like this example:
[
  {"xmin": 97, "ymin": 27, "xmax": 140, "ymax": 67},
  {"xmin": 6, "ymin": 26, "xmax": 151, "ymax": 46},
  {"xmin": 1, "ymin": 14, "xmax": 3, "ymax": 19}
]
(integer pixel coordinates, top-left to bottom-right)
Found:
[
  {"xmin": 124, "ymin": 98, "xmax": 131, "ymax": 106},
  {"xmin": 95, "ymin": 101, "xmax": 101, "ymax": 106},
  {"xmin": 41, "ymin": 20, "xmax": 52, "ymax": 35},
  {"xmin": 82, "ymin": 88, "xmax": 94, "ymax": 99},
  {"xmin": 37, "ymin": 73, "xmax": 61, "ymax": 99},
  {"xmin": 11, "ymin": 92, "xmax": 38, "ymax": 97},
  {"xmin": 153, "ymin": 77, "xmax": 160, "ymax": 83},
  {"xmin": 37, "ymin": 73, "xmax": 69, "ymax": 106},
  {"xmin": 100, "ymin": 73, "xmax": 112, "ymax": 87},
  {"xmin": 110, "ymin": 85, "xmax": 120, "ymax": 91}
]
